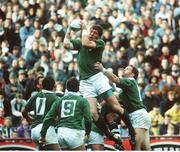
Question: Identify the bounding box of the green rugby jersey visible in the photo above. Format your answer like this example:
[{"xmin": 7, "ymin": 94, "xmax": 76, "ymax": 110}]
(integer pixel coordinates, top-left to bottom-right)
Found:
[
  {"xmin": 24, "ymin": 90, "xmax": 60, "ymax": 128},
  {"xmin": 41, "ymin": 92, "xmax": 91, "ymax": 137},
  {"xmin": 71, "ymin": 39, "xmax": 105, "ymax": 80},
  {"xmin": 117, "ymin": 77, "xmax": 146, "ymax": 113}
]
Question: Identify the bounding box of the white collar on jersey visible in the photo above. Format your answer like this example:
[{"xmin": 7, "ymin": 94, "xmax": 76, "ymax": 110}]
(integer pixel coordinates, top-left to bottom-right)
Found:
[
  {"xmin": 64, "ymin": 90, "xmax": 81, "ymax": 96},
  {"xmin": 42, "ymin": 89, "xmax": 54, "ymax": 93},
  {"xmin": 128, "ymin": 77, "xmax": 135, "ymax": 80}
]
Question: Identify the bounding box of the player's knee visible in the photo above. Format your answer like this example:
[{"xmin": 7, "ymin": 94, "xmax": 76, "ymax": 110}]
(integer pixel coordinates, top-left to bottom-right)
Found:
[{"xmin": 141, "ymin": 143, "xmax": 151, "ymax": 150}]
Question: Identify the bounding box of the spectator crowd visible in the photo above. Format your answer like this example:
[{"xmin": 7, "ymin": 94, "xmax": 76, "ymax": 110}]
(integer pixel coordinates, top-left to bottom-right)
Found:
[{"xmin": 0, "ymin": 0, "xmax": 179, "ymax": 139}]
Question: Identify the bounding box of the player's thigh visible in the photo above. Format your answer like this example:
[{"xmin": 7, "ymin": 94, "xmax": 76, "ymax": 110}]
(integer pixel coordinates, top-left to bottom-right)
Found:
[
  {"xmin": 91, "ymin": 144, "xmax": 104, "ymax": 150},
  {"xmin": 87, "ymin": 97, "xmax": 98, "ymax": 113},
  {"xmin": 57, "ymin": 127, "xmax": 84, "ymax": 150},
  {"xmin": 105, "ymin": 112, "xmax": 115, "ymax": 124},
  {"xmin": 134, "ymin": 128, "xmax": 145, "ymax": 150},
  {"xmin": 105, "ymin": 95, "xmax": 124, "ymax": 114},
  {"xmin": 44, "ymin": 144, "xmax": 60, "ymax": 150},
  {"xmin": 73, "ymin": 145, "xmax": 86, "ymax": 150},
  {"xmin": 80, "ymin": 79, "xmax": 97, "ymax": 98},
  {"xmin": 135, "ymin": 128, "xmax": 151, "ymax": 150},
  {"xmin": 141, "ymin": 130, "xmax": 151, "ymax": 150}
]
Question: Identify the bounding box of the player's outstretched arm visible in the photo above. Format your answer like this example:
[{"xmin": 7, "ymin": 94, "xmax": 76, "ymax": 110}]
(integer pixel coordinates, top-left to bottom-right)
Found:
[
  {"xmin": 94, "ymin": 62, "xmax": 120, "ymax": 84},
  {"xmin": 63, "ymin": 25, "xmax": 74, "ymax": 50}
]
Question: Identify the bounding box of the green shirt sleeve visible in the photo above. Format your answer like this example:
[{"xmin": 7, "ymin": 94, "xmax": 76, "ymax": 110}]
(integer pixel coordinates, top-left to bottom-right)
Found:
[
  {"xmin": 40, "ymin": 100, "xmax": 59, "ymax": 137},
  {"xmin": 71, "ymin": 39, "xmax": 82, "ymax": 50},
  {"xmin": 24, "ymin": 96, "xmax": 35, "ymax": 112},
  {"xmin": 117, "ymin": 78, "xmax": 132, "ymax": 89},
  {"xmin": 96, "ymin": 39, "xmax": 105, "ymax": 50}
]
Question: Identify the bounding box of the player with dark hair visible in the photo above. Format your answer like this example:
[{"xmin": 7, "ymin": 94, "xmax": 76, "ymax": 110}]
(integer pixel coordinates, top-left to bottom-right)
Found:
[
  {"xmin": 39, "ymin": 77, "xmax": 92, "ymax": 150},
  {"xmin": 95, "ymin": 62, "xmax": 151, "ymax": 150},
  {"xmin": 22, "ymin": 76, "xmax": 60, "ymax": 150},
  {"xmin": 63, "ymin": 21, "xmax": 136, "ymax": 148},
  {"xmin": 66, "ymin": 76, "xmax": 79, "ymax": 92}
]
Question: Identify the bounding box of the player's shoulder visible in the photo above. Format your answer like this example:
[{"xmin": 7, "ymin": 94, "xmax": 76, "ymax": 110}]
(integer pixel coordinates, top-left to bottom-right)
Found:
[
  {"xmin": 75, "ymin": 92, "xmax": 85, "ymax": 99},
  {"xmin": 72, "ymin": 94, "xmax": 84, "ymax": 101},
  {"xmin": 97, "ymin": 39, "xmax": 105, "ymax": 44},
  {"xmin": 71, "ymin": 38, "xmax": 82, "ymax": 44},
  {"xmin": 119, "ymin": 77, "xmax": 133, "ymax": 86},
  {"xmin": 127, "ymin": 77, "xmax": 137, "ymax": 84},
  {"xmin": 53, "ymin": 96, "xmax": 62, "ymax": 104},
  {"xmin": 121, "ymin": 77, "xmax": 135, "ymax": 82},
  {"xmin": 96, "ymin": 39, "xmax": 105, "ymax": 49},
  {"xmin": 29, "ymin": 92, "xmax": 40, "ymax": 100},
  {"xmin": 79, "ymin": 96, "xmax": 89, "ymax": 105}
]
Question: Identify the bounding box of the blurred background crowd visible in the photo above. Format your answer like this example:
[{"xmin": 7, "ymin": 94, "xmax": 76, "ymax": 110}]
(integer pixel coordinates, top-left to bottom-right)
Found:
[{"xmin": 0, "ymin": 0, "xmax": 179, "ymax": 139}]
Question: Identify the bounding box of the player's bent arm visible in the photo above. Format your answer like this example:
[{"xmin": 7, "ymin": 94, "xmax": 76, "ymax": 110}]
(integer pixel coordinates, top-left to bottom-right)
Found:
[
  {"xmin": 63, "ymin": 27, "xmax": 74, "ymax": 50},
  {"xmin": 103, "ymin": 68, "xmax": 120, "ymax": 84},
  {"xmin": 94, "ymin": 62, "xmax": 120, "ymax": 84},
  {"xmin": 22, "ymin": 108, "xmax": 33, "ymax": 124},
  {"xmin": 82, "ymin": 29, "xmax": 96, "ymax": 49},
  {"xmin": 63, "ymin": 40, "xmax": 74, "ymax": 50},
  {"xmin": 85, "ymin": 120, "xmax": 92, "ymax": 136},
  {"xmin": 40, "ymin": 101, "xmax": 59, "ymax": 138}
]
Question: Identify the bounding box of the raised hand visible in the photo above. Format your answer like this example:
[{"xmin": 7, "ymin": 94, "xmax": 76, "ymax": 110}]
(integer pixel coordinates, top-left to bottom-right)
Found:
[{"xmin": 79, "ymin": 20, "xmax": 87, "ymax": 30}]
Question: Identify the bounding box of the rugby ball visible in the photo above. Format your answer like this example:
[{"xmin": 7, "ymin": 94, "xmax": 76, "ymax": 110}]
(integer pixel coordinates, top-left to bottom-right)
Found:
[{"xmin": 70, "ymin": 19, "xmax": 81, "ymax": 31}]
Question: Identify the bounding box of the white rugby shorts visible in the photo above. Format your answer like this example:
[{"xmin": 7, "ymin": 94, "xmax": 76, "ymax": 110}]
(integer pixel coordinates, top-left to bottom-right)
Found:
[
  {"xmin": 31, "ymin": 124, "xmax": 58, "ymax": 146},
  {"xmin": 81, "ymin": 130, "xmax": 104, "ymax": 145},
  {"xmin": 129, "ymin": 108, "xmax": 151, "ymax": 130},
  {"xmin": 80, "ymin": 72, "xmax": 112, "ymax": 98},
  {"xmin": 57, "ymin": 127, "xmax": 84, "ymax": 149}
]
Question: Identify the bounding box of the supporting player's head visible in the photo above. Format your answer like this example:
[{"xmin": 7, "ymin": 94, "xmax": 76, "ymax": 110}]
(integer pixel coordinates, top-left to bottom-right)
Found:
[
  {"xmin": 124, "ymin": 65, "xmax": 139, "ymax": 80},
  {"xmin": 34, "ymin": 75, "xmax": 44, "ymax": 91},
  {"xmin": 89, "ymin": 24, "xmax": 103, "ymax": 41},
  {"xmin": 42, "ymin": 76, "xmax": 55, "ymax": 91},
  {"xmin": 66, "ymin": 77, "xmax": 79, "ymax": 92},
  {"xmin": 131, "ymin": 65, "xmax": 139, "ymax": 80}
]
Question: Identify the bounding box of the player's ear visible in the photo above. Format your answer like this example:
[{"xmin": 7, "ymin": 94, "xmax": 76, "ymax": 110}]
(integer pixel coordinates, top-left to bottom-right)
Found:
[{"xmin": 131, "ymin": 73, "xmax": 135, "ymax": 78}]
